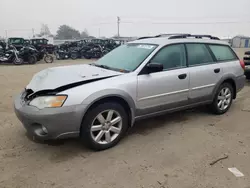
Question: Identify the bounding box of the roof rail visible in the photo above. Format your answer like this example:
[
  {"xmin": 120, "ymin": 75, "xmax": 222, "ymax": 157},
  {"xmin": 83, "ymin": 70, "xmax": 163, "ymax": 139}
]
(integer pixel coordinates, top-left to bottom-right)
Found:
[
  {"xmin": 168, "ymin": 34, "xmax": 191, "ymax": 39},
  {"xmin": 155, "ymin": 33, "xmax": 191, "ymax": 38},
  {"xmin": 137, "ymin": 33, "xmax": 191, "ymax": 40},
  {"xmin": 137, "ymin": 34, "xmax": 220, "ymax": 40},
  {"xmin": 137, "ymin": 36, "xmax": 155, "ymax": 40},
  {"xmin": 168, "ymin": 34, "xmax": 220, "ymax": 40}
]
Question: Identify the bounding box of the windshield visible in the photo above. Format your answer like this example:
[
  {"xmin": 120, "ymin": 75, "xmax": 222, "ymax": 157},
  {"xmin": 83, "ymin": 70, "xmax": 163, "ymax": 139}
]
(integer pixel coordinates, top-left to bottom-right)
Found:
[
  {"xmin": 31, "ymin": 39, "xmax": 47, "ymax": 45},
  {"xmin": 95, "ymin": 43, "xmax": 157, "ymax": 72},
  {"xmin": 9, "ymin": 38, "xmax": 24, "ymax": 44}
]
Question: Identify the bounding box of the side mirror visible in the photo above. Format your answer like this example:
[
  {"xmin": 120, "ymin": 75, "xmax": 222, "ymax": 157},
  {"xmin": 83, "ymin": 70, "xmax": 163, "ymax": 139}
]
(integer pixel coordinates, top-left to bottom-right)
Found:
[{"xmin": 146, "ymin": 63, "xmax": 163, "ymax": 73}]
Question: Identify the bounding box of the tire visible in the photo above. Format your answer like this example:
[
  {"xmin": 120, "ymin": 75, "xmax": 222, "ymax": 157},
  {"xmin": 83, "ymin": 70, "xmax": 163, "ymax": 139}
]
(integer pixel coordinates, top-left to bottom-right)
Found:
[
  {"xmin": 80, "ymin": 102, "xmax": 129, "ymax": 151},
  {"xmin": 71, "ymin": 52, "xmax": 78, "ymax": 60},
  {"xmin": 83, "ymin": 54, "xmax": 91, "ymax": 59},
  {"xmin": 55, "ymin": 53, "xmax": 61, "ymax": 60},
  {"xmin": 245, "ymin": 72, "xmax": 250, "ymax": 80},
  {"xmin": 44, "ymin": 55, "xmax": 54, "ymax": 63},
  {"xmin": 102, "ymin": 50, "xmax": 109, "ymax": 56},
  {"xmin": 13, "ymin": 58, "xmax": 24, "ymax": 65},
  {"xmin": 210, "ymin": 82, "xmax": 234, "ymax": 115},
  {"xmin": 28, "ymin": 55, "xmax": 37, "ymax": 64}
]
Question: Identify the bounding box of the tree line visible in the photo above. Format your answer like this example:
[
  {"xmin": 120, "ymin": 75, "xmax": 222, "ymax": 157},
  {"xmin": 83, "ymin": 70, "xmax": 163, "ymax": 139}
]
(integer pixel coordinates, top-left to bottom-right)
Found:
[{"xmin": 37, "ymin": 24, "xmax": 93, "ymax": 40}]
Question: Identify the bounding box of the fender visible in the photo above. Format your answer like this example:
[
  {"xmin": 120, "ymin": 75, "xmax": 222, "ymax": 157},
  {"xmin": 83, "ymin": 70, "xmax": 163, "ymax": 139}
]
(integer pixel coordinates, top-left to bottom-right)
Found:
[
  {"xmin": 82, "ymin": 89, "xmax": 136, "ymax": 126},
  {"xmin": 211, "ymin": 74, "xmax": 237, "ymax": 99}
]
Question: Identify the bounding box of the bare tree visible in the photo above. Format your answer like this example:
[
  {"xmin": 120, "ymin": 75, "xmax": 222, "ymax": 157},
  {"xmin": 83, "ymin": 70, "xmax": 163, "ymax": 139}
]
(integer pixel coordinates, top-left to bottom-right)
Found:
[
  {"xmin": 39, "ymin": 24, "xmax": 51, "ymax": 36},
  {"xmin": 80, "ymin": 29, "xmax": 89, "ymax": 38}
]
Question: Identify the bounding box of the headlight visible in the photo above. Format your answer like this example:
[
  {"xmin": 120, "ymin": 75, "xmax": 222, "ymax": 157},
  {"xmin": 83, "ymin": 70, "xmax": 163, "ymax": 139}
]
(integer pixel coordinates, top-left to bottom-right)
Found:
[{"xmin": 29, "ymin": 95, "xmax": 67, "ymax": 109}]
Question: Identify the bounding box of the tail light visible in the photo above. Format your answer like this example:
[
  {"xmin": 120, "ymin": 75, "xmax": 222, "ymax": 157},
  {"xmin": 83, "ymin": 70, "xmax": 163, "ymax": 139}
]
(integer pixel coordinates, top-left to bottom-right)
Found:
[{"xmin": 240, "ymin": 60, "xmax": 245, "ymax": 70}]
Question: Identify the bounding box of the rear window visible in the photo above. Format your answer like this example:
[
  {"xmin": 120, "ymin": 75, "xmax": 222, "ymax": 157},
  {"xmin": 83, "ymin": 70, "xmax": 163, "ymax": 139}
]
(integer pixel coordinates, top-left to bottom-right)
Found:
[
  {"xmin": 208, "ymin": 44, "xmax": 238, "ymax": 61},
  {"xmin": 186, "ymin": 43, "xmax": 214, "ymax": 66}
]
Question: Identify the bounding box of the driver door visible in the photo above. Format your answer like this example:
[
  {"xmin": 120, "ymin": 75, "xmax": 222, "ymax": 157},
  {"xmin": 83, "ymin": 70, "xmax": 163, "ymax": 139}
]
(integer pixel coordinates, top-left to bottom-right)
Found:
[{"xmin": 136, "ymin": 44, "xmax": 189, "ymax": 116}]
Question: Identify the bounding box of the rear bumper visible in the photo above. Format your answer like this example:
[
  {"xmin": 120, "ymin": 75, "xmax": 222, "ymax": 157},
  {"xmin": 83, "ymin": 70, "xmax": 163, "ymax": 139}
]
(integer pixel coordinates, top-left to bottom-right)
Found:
[
  {"xmin": 236, "ymin": 74, "xmax": 246, "ymax": 92},
  {"xmin": 14, "ymin": 93, "xmax": 87, "ymax": 140}
]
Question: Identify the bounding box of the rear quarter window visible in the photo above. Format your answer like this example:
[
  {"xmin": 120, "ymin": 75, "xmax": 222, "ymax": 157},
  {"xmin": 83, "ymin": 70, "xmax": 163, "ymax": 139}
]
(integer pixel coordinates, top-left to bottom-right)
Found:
[{"xmin": 208, "ymin": 44, "xmax": 238, "ymax": 62}]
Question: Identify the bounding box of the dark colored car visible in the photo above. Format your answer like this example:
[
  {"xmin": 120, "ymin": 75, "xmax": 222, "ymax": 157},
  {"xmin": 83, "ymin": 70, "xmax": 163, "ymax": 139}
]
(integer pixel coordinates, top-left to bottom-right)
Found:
[
  {"xmin": 244, "ymin": 51, "xmax": 250, "ymax": 79},
  {"xmin": 8, "ymin": 38, "xmax": 25, "ymax": 51},
  {"xmin": 30, "ymin": 38, "xmax": 54, "ymax": 60}
]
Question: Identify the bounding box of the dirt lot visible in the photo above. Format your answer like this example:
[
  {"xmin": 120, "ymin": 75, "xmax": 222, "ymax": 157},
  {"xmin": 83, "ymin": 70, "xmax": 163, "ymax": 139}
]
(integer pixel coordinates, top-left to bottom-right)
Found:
[{"xmin": 1, "ymin": 59, "xmax": 250, "ymax": 188}]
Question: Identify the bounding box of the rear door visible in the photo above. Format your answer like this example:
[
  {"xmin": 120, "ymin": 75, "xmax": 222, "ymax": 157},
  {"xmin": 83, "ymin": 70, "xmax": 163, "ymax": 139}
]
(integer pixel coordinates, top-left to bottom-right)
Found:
[
  {"xmin": 208, "ymin": 44, "xmax": 243, "ymax": 79},
  {"xmin": 186, "ymin": 43, "xmax": 223, "ymax": 102}
]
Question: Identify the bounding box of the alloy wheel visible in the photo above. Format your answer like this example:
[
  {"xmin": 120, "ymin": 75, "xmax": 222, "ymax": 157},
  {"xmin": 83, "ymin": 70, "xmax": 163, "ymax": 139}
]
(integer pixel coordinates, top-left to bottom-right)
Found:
[
  {"xmin": 90, "ymin": 110, "xmax": 122, "ymax": 144},
  {"xmin": 217, "ymin": 87, "xmax": 232, "ymax": 111}
]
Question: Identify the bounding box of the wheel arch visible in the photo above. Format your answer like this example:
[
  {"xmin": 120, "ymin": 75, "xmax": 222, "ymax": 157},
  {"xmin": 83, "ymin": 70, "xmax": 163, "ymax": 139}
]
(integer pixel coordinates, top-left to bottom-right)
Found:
[
  {"xmin": 222, "ymin": 79, "xmax": 236, "ymax": 99},
  {"xmin": 212, "ymin": 75, "xmax": 237, "ymax": 99},
  {"xmin": 81, "ymin": 90, "xmax": 136, "ymax": 130}
]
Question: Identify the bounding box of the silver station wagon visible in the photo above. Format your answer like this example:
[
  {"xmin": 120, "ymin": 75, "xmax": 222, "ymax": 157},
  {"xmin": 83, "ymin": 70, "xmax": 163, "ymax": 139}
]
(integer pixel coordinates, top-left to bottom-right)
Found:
[{"xmin": 14, "ymin": 34, "xmax": 245, "ymax": 150}]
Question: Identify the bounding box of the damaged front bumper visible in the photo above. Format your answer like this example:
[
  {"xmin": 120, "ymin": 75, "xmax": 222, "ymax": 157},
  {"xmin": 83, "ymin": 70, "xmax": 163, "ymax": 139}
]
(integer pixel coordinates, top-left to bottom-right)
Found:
[{"xmin": 14, "ymin": 92, "xmax": 87, "ymax": 140}]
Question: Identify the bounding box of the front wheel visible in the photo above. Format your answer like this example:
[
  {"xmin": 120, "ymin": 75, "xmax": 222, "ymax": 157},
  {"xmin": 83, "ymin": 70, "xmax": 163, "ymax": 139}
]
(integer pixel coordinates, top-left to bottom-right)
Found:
[
  {"xmin": 55, "ymin": 53, "xmax": 61, "ymax": 60},
  {"xmin": 80, "ymin": 102, "xmax": 128, "ymax": 151},
  {"xmin": 13, "ymin": 58, "xmax": 24, "ymax": 65},
  {"xmin": 28, "ymin": 55, "xmax": 37, "ymax": 64},
  {"xmin": 210, "ymin": 83, "xmax": 234, "ymax": 114}
]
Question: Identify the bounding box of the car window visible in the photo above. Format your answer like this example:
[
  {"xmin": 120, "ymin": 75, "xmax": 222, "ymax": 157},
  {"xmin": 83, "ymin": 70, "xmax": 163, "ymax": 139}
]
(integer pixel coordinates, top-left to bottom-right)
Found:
[
  {"xmin": 186, "ymin": 43, "xmax": 214, "ymax": 66},
  {"xmin": 208, "ymin": 44, "xmax": 238, "ymax": 61},
  {"xmin": 150, "ymin": 44, "xmax": 186, "ymax": 70}
]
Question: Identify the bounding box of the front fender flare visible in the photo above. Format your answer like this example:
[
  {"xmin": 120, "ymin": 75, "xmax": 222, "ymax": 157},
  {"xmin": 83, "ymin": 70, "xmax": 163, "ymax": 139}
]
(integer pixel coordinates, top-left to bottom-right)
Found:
[{"xmin": 81, "ymin": 89, "xmax": 136, "ymax": 126}]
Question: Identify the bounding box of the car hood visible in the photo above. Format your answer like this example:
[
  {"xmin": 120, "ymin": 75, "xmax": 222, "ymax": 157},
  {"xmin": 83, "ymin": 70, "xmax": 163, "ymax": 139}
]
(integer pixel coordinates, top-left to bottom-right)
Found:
[{"xmin": 26, "ymin": 64, "xmax": 123, "ymax": 92}]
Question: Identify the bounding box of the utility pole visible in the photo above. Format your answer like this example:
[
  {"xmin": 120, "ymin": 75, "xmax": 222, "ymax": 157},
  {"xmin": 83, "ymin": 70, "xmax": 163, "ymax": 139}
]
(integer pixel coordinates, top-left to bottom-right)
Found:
[
  {"xmin": 98, "ymin": 28, "xmax": 100, "ymax": 38},
  {"xmin": 32, "ymin": 28, "xmax": 35, "ymax": 38},
  {"xmin": 5, "ymin": 30, "xmax": 8, "ymax": 39},
  {"xmin": 117, "ymin": 16, "xmax": 120, "ymax": 37}
]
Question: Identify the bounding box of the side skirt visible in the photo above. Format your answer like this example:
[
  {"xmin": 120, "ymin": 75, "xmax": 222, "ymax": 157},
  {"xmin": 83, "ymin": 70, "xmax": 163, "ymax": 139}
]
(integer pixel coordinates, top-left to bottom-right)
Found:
[{"xmin": 134, "ymin": 99, "xmax": 212, "ymax": 122}]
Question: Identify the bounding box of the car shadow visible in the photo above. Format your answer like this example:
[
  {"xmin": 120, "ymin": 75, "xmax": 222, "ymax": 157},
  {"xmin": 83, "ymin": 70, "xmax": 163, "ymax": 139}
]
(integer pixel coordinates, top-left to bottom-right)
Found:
[
  {"xmin": 24, "ymin": 133, "xmax": 92, "ymax": 162},
  {"xmin": 128, "ymin": 106, "xmax": 211, "ymax": 136}
]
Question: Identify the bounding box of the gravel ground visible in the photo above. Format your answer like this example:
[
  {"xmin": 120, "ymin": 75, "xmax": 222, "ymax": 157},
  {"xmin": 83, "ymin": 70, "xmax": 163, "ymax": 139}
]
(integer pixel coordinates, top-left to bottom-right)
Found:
[{"xmin": 1, "ymin": 59, "xmax": 250, "ymax": 188}]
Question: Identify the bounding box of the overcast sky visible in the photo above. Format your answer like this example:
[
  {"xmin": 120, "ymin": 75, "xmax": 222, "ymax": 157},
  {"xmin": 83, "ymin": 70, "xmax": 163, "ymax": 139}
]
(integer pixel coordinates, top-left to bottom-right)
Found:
[{"xmin": 0, "ymin": 0, "xmax": 250, "ymax": 38}]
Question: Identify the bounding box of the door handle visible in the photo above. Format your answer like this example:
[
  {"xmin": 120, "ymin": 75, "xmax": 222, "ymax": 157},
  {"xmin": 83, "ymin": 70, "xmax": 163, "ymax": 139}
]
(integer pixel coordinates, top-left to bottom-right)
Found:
[
  {"xmin": 178, "ymin": 73, "xmax": 187, "ymax": 80},
  {"xmin": 214, "ymin": 68, "xmax": 220, "ymax": 73}
]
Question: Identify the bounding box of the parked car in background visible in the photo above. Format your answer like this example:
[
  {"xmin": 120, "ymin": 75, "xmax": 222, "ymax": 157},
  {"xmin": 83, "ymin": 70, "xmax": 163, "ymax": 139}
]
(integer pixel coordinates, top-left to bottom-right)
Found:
[
  {"xmin": 14, "ymin": 34, "xmax": 245, "ymax": 151},
  {"xmin": 8, "ymin": 37, "xmax": 25, "ymax": 51},
  {"xmin": 244, "ymin": 51, "xmax": 250, "ymax": 79},
  {"xmin": 30, "ymin": 38, "xmax": 54, "ymax": 59}
]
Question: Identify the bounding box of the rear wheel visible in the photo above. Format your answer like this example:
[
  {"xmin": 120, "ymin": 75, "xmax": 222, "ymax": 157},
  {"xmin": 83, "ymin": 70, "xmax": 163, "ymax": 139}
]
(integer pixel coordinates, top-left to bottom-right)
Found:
[
  {"xmin": 83, "ymin": 53, "xmax": 91, "ymax": 59},
  {"xmin": 80, "ymin": 102, "xmax": 128, "ymax": 151},
  {"xmin": 245, "ymin": 72, "xmax": 250, "ymax": 80},
  {"xmin": 44, "ymin": 55, "xmax": 54, "ymax": 63},
  {"xmin": 28, "ymin": 55, "xmax": 37, "ymax": 64},
  {"xmin": 71, "ymin": 52, "xmax": 78, "ymax": 60},
  {"xmin": 210, "ymin": 83, "xmax": 234, "ymax": 114}
]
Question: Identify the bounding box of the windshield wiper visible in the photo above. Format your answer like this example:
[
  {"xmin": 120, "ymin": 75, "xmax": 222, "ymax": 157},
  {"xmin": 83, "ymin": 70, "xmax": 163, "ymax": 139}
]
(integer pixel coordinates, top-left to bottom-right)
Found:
[
  {"xmin": 95, "ymin": 64, "xmax": 112, "ymax": 70},
  {"xmin": 91, "ymin": 63, "xmax": 130, "ymax": 73},
  {"xmin": 91, "ymin": 63, "xmax": 112, "ymax": 70}
]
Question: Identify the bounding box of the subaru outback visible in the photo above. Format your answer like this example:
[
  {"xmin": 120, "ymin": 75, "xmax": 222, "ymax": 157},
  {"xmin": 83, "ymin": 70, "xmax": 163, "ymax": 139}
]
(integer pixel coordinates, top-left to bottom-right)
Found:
[{"xmin": 14, "ymin": 34, "xmax": 245, "ymax": 150}]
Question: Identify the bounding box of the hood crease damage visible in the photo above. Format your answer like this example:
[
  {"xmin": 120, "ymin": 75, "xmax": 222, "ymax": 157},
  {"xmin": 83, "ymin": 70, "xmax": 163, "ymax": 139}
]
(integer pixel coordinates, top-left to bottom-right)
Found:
[{"xmin": 25, "ymin": 76, "xmax": 116, "ymax": 100}]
